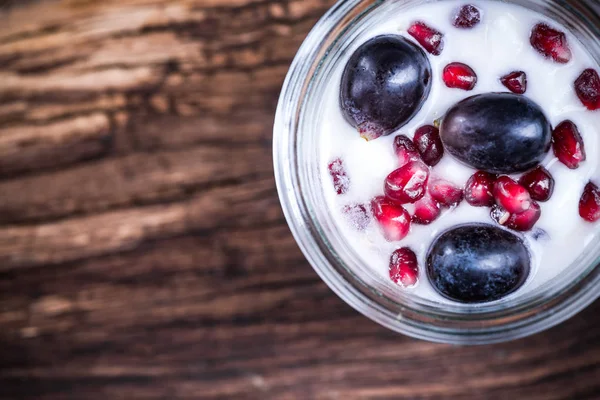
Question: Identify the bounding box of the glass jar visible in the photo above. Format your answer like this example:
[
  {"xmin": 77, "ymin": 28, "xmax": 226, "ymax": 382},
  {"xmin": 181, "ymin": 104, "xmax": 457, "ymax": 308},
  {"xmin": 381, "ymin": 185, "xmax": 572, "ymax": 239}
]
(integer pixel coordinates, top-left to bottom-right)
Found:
[{"xmin": 273, "ymin": 0, "xmax": 600, "ymax": 344}]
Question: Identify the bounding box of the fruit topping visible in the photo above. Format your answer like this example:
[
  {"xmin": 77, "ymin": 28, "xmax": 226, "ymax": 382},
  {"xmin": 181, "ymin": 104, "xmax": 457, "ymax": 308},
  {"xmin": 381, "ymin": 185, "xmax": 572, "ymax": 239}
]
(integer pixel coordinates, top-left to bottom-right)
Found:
[
  {"xmin": 519, "ymin": 166, "xmax": 555, "ymax": 202},
  {"xmin": 440, "ymin": 93, "xmax": 552, "ymax": 174},
  {"xmin": 413, "ymin": 125, "xmax": 444, "ymax": 166},
  {"xmin": 464, "ymin": 171, "xmax": 496, "ymax": 207},
  {"xmin": 443, "ymin": 62, "xmax": 478, "ymax": 91},
  {"xmin": 493, "ymin": 176, "xmax": 532, "ymax": 214},
  {"xmin": 328, "ymin": 158, "xmax": 349, "ymax": 195},
  {"xmin": 574, "ymin": 69, "xmax": 600, "ymax": 111},
  {"xmin": 340, "ymin": 35, "xmax": 432, "ymax": 140},
  {"xmin": 579, "ymin": 182, "xmax": 600, "ymax": 222},
  {"xmin": 426, "ymin": 224, "xmax": 530, "ymax": 303},
  {"xmin": 342, "ymin": 204, "xmax": 372, "ymax": 231},
  {"xmin": 371, "ymin": 196, "xmax": 412, "ymax": 241},
  {"xmin": 413, "ymin": 193, "xmax": 442, "ymax": 225},
  {"xmin": 408, "ymin": 21, "xmax": 444, "ymax": 55},
  {"xmin": 384, "ymin": 161, "xmax": 430, "ymax": 204},
  {"xmin": 428, "ymin": 177, "xmax": 464, "ymax": 207},
  {"xmin": 530, "ymin": 23, "xmax": 572, "ymax": 64},
  {"xmin": 491, "ymin": 203, "xmax": 542, "ymax": 232},
  {"xmin": 552, "ymin": 120, "xmax": 586, "ymax": 169},
  {"xmin": 500, "ymin": 71, "xmax": 527, "ymax": 94},
  {"xmin": 453, "ymin": 5, "xmax": 481, "ymax": 29},
  {"xmin": 389, "ymin": 247, "xmax": 419, "ymax": 287},
  {"xmin": 394, "ymin": 135, "xmax": 421, "ymax": 166}
]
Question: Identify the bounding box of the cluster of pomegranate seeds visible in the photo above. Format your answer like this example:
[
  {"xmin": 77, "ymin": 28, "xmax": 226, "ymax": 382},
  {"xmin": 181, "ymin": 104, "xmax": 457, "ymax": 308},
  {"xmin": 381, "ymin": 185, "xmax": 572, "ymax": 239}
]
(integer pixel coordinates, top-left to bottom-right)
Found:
[
  {"xmin": 574, "ymin": 69, "xmax": 600, "ymax": 111},
  {"xmin": 429, "ymin": 178, "xmax": 464, "ymax": 207},
  {"xmin": 493, "ymin": 176, "xmax": 532, "ymax": 214},
  {"xmin": 408, "ymin": 21, "xmax": 444, "ymax": 55},
  {"xmin": 393, "ymin": 135, "xmax": 421, "ymax": 166},
  {"xmin": 384, "ymin": 160, "xmax": 430, "ymax": 204},
  {"xmin": 530, "ymin": 23, "xmax": 572, "ymax": 64},
  {"xmin": 453, "ymin": 4, "xmax": 481, "ymax": 29},
  {"xmin": 500, "ymin": 71, "xmax": 527, "ymax": 94},
  {"xmin": 389, "ymin": 248, "xmax": 419, "ymax": 287},
  {"xmin": 443, "ymin": 62, "xmax": 478, "ymax": 91},
  {"xmin": 371, "ymin": 196, "xmax": 411, "ymax": 241},
  {"xmin": 519, "ymin": 166, "xmax": 555, "ymax": 202},
  {"xmin": 342, "ymin": 204, "xmax": 372, "ymax": 231},
  {"xmin": 465, "ymin": 171, "xmax": 496, "ymax": 207},
  {"xmin": 552, "ymin": 120, "xmax": 586, "ymax": 169},
  {"xmin": 413, "ymin": 193, "xmax": 441, "ymax": 225},
  {"xmin": 413, "ymin": 125, "xmax": 444, "ymax": 166},
  {"xmin": 579, "ymin": 182, "xmax": 600, "ymax": 222},
  {"xmin": 328, "ymin": 158, "xmax": 350, "ymax": 195}
]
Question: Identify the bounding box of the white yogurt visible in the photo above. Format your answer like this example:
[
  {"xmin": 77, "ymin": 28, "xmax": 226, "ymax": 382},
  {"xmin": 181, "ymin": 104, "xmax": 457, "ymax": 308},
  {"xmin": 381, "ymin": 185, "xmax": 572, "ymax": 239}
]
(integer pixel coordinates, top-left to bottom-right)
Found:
[{"xmin": 320, "ymin": 0, "xmax": 600, "ymax": 303}]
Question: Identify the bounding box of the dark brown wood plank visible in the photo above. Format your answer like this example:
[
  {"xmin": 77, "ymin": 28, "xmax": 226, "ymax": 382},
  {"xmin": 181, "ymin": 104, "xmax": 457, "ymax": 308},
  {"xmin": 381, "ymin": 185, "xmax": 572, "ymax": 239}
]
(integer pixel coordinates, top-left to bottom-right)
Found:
[{"xmin": 0, "ymin": 1, "xmax": 599, "ymax": 399}]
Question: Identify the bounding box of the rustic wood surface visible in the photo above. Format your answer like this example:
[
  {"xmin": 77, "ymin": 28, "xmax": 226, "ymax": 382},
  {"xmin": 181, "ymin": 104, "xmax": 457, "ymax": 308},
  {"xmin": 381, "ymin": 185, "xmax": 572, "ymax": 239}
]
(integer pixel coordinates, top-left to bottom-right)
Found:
[{"xmin": 0, "ymin": 0, "xmax": 598, "ymax": 398}]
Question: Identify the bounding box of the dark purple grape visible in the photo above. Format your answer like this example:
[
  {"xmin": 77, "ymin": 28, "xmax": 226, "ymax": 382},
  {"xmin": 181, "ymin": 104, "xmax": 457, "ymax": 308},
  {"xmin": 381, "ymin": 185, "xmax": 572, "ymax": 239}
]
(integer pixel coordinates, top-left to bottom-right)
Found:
[
  {"xmin": 340, "ymin": 35, "xmax": 432, "ymax": 141},
  {"xmin": 426, "ymin": 224, "xmax": 530, "ymax": 303},
  {"xmin": 440, "ymin": 93, "xmax": 551, "ymax": 174}
]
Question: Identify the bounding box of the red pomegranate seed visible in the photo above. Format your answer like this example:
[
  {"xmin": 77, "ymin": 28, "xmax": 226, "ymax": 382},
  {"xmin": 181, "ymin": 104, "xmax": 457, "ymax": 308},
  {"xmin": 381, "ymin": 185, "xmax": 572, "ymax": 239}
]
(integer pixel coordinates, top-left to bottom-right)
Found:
[
  {"xmin": 384, "ymin": 161, "xmax": 430, "ymax": 204},
  {"xmin": 579, "ymin": 182, "xmax": 600, "ymax": 222},
  {"xmin": 491, "ymin": 203, "xmax": 542, "ymax": 232},
  {"xmin": 428, "ymin": 177, "xmax": 464, "ymax": 207},
  {"xmin": 408, "ymin": 21, "xmax": 444, "ymax": 56},
  {"xmin": 393, "ymin": 135, "xmax": 421, "ymax": 166},
  {"xmin": 413, "ymin": 125, "xmax": 444, "ymax": 166},
  {"xmin": 413, "ymin": 193, "xmax": 442, "ymax": 225},
  {"xmin": 530, "ymin": 23, "xmax": 572, "ymax": 64},
  {"xmin": 552, "ymin": 120, "xmax": 586, "ymax": 169},
  {"xmin": 574, "ymin": 69, "xmax": 600, "ymax": 110},
  {"xmin": 328, "ymin": 158, "xmax": 349, "ymax": 195},
  {"xmin": 389, "ymin": 247, "xmax": 419, "ymax": 287},
  {"xmin": 453, "ymin": 4, "xmax": 481, "ymax": 29},
  {"xmin": 519, "ymin": 166, "xmax": 555, "ymax": 202},
  {"xmin": 493, "ymin": 176, "xmax": 532, "ymax": 214},
  {"xmin": 342, "ymin": 203, "xmax": 372, "ymax": 231},
  {"xmin": 465, "ymin": 171, "xmax": 496, "ymax": 207},
  {"xmin": 371, "ymin": 196, "xmax": 411, "ymax": 241},
  {"xmin": 500, "ymin": 71, "xmax": 527, "ymax": 94},
  {"xmin": 443, "ymin": 62, "xmax": 477, "ymax": 91}
]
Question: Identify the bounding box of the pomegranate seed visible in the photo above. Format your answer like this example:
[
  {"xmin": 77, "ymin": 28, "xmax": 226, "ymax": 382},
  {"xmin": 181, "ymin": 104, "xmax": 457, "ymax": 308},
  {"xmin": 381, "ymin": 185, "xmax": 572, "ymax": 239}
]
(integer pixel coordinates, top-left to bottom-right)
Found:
[
  {"xmin": 389, "ymin": 247, "xmax": 419, "ymax": 287},
  {"xmin": 519, "ymin": 166, "xmax": 555, "ymax": 202},
  {"xmin": 342, "ymin": 203, "xmax": 372, "ymax": 231},
  {"xmin": 413, "ymin": 125, "xmax": 444, "ymax": 166},
  {"xmin": 443, "ymin": 62, "xmax": 477, "ymax": 91},
  {"xmin": 500, "ymin": 71, "xmax": 527, "ymax": 94},
  {"xmin": 491, "ymin": 203, "xmax": 542, "ymax": 232},
  {"xmin": 530, "ymin": 23, "xmax": 572, "ymax": 64},
  {"xmin": 371, "ymin": 196, "xmax": 411, "ymax": 241},
  {"xmin": 465, "ymin": 171, "xmax": 496, "ymax": 207},
  {"xmin": 384, "ymin": 161, "xmax": 430, "ymax": 204},
  {"xmin": 429, "ymin": 177, "xmax": 464, "ymax": 207},
  {"xmin": 413, "ymin": 193, "xmax": 442, "ymax": 225},
  {"xmin": 408, "ymin": 21, "xmax": 444, "ymax": 56},
  {"xmin": 328, "ymin": 158, "xmax": 349, "ymax": 195},
  {"xmin": 579, "ymin": 182, "xmax": 600, "ymax": 222},
  {"xmin": 393, "ymin": 135, "xmax": 421, "ymax": 166},
  {"xmin": 493, "ymin": 176, "xmax": 532, "ymax": 214},
  {"xmin": 552, "ymin": 120, "xmax": 586, "ymax": 169},
  {"xmin": 574, "ymin": 69, "xmax": 600, "ymax": 110},
  {"xmin": 453, "ymin": 4, "xmax": 481, "ymax": 29}
]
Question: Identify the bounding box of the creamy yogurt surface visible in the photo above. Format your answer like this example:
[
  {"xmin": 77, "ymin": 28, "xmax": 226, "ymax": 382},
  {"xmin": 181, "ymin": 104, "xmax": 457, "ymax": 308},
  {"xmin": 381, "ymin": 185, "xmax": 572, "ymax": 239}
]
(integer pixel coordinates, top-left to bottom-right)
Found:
[{"xmin": 319, "ymin": 0, "xmax": 600, "ymax": 303}]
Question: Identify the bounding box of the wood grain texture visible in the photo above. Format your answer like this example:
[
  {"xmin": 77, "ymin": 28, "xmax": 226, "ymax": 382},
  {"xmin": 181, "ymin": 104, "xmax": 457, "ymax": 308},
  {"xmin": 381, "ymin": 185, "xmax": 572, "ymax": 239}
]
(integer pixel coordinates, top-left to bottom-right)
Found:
[{"xmin": 0, "ymin": 0, "xmax": 598, "ymax": 399}]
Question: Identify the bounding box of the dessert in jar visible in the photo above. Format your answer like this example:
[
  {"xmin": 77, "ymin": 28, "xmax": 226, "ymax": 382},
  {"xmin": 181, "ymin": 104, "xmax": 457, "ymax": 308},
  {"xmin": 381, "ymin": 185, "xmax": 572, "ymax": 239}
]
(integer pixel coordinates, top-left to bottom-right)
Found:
[{"xmin": 322, "ymin": 0, "xmax": 600, "ymax": 304}]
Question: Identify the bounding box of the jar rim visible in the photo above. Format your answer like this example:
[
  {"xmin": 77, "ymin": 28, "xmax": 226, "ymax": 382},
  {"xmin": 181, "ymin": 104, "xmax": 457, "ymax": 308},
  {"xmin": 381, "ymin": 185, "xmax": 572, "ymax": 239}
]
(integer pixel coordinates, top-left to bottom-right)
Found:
[{"xmin": 273, "ymin": 0, "xmax": 600, "ymax": 344}]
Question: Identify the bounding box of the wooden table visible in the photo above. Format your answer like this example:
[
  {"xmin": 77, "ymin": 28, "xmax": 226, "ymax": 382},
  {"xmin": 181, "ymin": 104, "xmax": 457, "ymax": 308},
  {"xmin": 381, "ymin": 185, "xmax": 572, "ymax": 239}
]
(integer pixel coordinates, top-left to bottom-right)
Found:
[{"xmin": 0, "ymin": 1, "xmax": 598, "ymax": 398}]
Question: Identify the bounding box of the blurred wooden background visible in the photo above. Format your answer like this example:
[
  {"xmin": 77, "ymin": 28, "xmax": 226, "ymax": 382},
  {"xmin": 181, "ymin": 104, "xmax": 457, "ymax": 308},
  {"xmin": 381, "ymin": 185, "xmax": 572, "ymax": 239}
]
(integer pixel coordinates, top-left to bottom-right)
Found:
[{"xmin": 0, "ymin": 0, "xmax": 598, "ymax": 398}]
